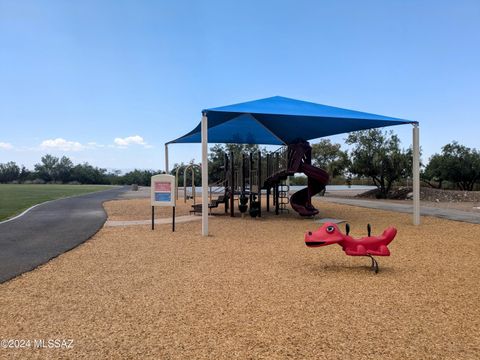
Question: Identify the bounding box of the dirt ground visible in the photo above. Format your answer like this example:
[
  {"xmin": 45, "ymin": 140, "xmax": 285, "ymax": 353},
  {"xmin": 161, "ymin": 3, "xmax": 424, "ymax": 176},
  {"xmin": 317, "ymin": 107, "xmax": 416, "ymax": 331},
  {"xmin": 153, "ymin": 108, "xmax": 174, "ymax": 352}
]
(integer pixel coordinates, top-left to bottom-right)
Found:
[{"xmin": 0, "ymin": 198, "xmax": 479, "ymax": 359}]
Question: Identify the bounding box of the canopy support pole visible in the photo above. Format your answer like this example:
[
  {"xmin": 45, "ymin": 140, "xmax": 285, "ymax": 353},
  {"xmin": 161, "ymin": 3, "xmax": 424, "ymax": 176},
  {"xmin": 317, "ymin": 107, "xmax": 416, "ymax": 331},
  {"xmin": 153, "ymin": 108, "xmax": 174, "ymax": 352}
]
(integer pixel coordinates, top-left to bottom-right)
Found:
[
  {"xmin": 164, "ymin": 144, "xmax": 169, "ymax": 173},
  {"xmin": 201, "ymin": 113, "xmax": 209, "ymax": 236},
  {"xmin": 412, "ymin": 123, "xmax": 420, "ymax": 225}
]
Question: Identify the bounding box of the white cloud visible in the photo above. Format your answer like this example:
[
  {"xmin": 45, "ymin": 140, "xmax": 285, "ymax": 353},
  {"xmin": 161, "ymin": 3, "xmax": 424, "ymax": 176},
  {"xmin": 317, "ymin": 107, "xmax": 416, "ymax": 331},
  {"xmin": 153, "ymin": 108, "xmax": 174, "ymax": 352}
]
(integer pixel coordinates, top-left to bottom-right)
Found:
[
  {"xmin": 40, "ymin": 138, "xmax": 85, "ymax": 152},
  {"xmin": 34, "ymin": 136, "xmax": 152, "ymax": 153},
  {"xmin": 0, "ymin": 142, "xmax": 13, "ymax": 150},
  {"xmin": 114, "ymin": 135, "xmax": 148, "ymax": 147},
  {"xmin": 86, "ymin": 141, "xmax": 105, "ymax": 148}
]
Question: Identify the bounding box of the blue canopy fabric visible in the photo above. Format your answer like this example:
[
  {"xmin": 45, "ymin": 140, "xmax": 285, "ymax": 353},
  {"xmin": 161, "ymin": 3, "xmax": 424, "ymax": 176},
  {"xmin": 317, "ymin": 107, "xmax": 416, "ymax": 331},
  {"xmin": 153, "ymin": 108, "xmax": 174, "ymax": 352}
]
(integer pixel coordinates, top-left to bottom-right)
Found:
[{"xmin": 167, "ymin": 96, "xmax": 416, "ymax": 145}]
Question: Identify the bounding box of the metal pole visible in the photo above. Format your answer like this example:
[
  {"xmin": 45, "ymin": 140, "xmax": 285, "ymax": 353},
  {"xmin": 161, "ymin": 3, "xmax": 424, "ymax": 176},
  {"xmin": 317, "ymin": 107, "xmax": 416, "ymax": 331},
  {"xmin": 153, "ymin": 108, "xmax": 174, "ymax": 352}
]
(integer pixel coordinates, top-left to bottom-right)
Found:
[
  {"xmin": 230, "ymin": 151, "xmax": 235, "ymax": 217},
  {"xmin": 165, "ymin": 144, "xmax": 169, "ymax": 173},
  {"xmin": 249, "ymin": 152, "xmax": 253, "ymax": 203},
  {"xmin": 242, "ymin": 154, "xmax": 246, "ymax": 193},
  {"xmin": 192, "ymin": 167, "xmax": 196, "ymax": 205},
  {"xmin": 201, "ymin": 113, "xmax": 209, "ymax": 236},
  {"xmin": 257, "ymin": 150, "xmax": 261, "ymax": 217},
  {"xmin": 172, "ymin": 207, "xmax": 175, "ymax": 232},
  {"xmin": 151, "ymin": 206, "xmax": 154, "ymax": 230},
  {"xmin": 413, "ymin": 123, "xmax": 420, "ymax": 225},
  {"xmin": 183, "ymin": 165, "xmax": 189, "ymax": 203},
  {"xmin": 266, "ymin": 154, "xmax": 270, "ymax": 212},
  {"xmin": 175, "ymin": 166, "xmax": 183, "ymax": 200},
  {"xmin": 224, "ymin": 153, "xmax": 229, "ymax": 214},
  {"xmin": 275, "ymin": 183, "xmax": 279, "ymax": 215}
]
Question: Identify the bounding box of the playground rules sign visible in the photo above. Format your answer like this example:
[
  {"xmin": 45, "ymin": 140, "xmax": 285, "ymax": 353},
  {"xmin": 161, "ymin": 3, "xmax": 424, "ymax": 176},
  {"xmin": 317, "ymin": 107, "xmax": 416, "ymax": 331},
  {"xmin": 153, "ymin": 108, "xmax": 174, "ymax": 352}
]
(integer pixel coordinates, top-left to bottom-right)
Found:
[{"xmin": 151, "ymin": 174, "xmax": 176, "ymax": 207}]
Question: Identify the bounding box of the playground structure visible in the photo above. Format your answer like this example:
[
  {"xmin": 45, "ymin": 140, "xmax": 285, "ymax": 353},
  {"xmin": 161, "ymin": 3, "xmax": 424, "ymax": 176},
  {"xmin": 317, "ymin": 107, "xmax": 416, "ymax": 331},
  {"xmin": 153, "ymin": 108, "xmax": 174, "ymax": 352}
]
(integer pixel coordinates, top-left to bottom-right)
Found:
[
  {"xmin": 165, "ymin": 96, "xmax": 419, "ymax": 236},
  {"xmin": 175, "ymin": 164, "xmax": 201, "ymax": 205},
  {"xmin": 305, "ymin": 222, "xmax": 398, "ymax": 273},
  {"xmin": 178, "ymin": 140, "xmax": 329, "ymax": 218},
  {"xmin": 263, "ymin": 140, "xmax": 329, "ymax": 217}
]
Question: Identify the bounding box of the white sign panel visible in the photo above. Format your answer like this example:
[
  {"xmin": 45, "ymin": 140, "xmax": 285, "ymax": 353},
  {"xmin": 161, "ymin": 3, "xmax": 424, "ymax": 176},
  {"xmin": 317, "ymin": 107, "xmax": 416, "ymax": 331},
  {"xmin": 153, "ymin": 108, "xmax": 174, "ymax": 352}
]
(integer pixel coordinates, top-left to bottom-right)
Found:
[{"xmin": 151, "ymin": 174, "xmax": 176, "ymax": 207}]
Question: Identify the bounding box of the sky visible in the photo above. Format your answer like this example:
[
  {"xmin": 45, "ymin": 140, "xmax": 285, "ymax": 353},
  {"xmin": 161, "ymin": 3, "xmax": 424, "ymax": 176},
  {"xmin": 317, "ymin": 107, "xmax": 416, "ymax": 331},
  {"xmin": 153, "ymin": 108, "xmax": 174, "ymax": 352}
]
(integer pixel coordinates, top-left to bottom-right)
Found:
[{"xmin": 1, "ymin": 0, "xmax": 479, "ymax": 172}]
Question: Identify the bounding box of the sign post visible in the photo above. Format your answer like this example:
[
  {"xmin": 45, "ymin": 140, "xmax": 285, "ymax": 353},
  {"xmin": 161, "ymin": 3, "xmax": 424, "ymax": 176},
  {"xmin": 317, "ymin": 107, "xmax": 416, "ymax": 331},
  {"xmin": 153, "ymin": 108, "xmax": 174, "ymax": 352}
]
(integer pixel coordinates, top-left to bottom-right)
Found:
[{"xmin": 151, "ymin": 174, "xmax": 176, "ymax": 232}]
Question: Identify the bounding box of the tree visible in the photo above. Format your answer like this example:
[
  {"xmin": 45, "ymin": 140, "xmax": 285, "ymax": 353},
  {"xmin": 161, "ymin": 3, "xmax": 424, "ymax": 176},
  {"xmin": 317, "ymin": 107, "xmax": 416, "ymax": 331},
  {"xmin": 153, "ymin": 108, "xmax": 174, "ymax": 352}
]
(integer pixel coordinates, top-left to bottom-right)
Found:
[
  {"xmin": 346, "ymin": 129, "xmax": 412, "ymax": 198},
  {"xmin": 0, "ymin": 162, "xmax": 20, "ymax": 183},
  {"xmin": 70, "ymin": 163, "xmax": 108, "ymax": 184},
  {"xmin": 18, "ymin": 165, "xmax": 31, "ymax": 183},
  {"xmin": 311, "ymin": 139, "xmax": 349, "ymax": 178},
  {"xmin": 289, "ymin": 175, "xmax": 308, "ymax": 186},
  {"xmin": 208, "ymin": 143, "xmax": 261, "ymax": 183},
  {"xmin": 34, "ymin": 154, "xmax": 60, "ymax": 182},
  {"xmin": 121, "ymin": 169, "xmax": 160, "ymax": 186},
  {"xmin": 208, "ymin": 145, "xmax": 228, "ymax": 183},
  {"xmin": 56, "ymin": 156, "xmax": 74, "ymax": 183},
  {"xmin": 33, "ymin": 155, "xmax": 75, "ymax": 183},
  {"xmin": 423, "ymin": 142, "xmax": 480, "ymax": 191},
  {"xmin": 422, "ymin": 154, "xmax": 446, "ymax": 189},
  {"xmin": 105, "ymin": 170, "xmax": 123, "ymax": 185}
]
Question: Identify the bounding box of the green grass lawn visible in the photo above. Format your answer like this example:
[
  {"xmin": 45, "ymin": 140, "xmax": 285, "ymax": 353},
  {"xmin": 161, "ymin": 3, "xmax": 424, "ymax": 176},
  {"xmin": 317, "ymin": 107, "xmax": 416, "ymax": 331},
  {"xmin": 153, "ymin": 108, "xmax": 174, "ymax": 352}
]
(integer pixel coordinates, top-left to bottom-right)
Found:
[{"xmin": 0, "ymin": 184, "xmax": 117, "ymax": 221}]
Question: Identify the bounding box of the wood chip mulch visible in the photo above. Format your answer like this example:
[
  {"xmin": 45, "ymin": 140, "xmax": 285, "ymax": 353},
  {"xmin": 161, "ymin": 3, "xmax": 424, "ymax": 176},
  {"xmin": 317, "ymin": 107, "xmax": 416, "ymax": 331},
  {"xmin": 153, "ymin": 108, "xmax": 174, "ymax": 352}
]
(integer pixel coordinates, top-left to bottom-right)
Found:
[{"xmin": 0, "ymin": 199, "xmax": 478, "ymax": 359}]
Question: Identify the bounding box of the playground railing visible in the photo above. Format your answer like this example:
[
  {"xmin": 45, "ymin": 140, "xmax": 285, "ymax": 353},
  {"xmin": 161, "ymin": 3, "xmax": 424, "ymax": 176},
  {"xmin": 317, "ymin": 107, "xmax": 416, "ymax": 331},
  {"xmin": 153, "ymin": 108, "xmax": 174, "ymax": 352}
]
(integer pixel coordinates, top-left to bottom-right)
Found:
[
  {"xmin": 267, "ymin": 146, "xmax": 288, "ymax": 178},
  {"xmin": 208, "ymin": 178, "xmax": 227, "ymax": 204}
]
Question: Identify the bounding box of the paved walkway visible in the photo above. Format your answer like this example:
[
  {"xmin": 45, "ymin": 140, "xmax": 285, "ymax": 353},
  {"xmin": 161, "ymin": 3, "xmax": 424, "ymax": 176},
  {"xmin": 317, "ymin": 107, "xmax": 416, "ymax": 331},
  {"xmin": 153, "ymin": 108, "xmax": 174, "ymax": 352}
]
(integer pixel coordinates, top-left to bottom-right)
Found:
[
  {"xmin": 0, "ymin": 187, "xmax": 127, "ymax": 283},
  {"xmin": 321, "ymin": 197, "xmax": 480, "ymax": 224}
]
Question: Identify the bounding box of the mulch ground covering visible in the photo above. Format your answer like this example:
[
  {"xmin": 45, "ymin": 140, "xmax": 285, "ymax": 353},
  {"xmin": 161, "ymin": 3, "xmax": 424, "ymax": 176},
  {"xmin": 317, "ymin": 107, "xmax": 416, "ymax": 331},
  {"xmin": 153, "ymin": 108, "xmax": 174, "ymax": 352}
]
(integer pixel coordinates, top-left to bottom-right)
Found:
[{"xmin": 0, "ymin": 198, "xmax": 478, "ymax": 359}]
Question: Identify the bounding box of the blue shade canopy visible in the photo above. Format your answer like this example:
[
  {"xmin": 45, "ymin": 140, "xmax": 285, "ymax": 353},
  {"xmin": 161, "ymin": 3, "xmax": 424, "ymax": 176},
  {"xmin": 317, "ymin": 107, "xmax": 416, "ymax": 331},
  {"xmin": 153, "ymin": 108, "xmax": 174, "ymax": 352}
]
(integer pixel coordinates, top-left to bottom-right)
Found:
[{"xmin": 167, "ymin": 96, "xmax": 416, "ymax": 145}]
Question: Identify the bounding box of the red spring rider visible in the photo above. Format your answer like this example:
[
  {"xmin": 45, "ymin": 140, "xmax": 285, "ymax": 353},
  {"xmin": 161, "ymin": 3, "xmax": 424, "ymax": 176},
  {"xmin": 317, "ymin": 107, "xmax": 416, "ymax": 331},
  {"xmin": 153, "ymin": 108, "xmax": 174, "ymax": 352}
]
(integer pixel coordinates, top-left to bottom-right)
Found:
[{"xmin": 305, "ymin": 222, "xmax": 397, "ymax": 273}]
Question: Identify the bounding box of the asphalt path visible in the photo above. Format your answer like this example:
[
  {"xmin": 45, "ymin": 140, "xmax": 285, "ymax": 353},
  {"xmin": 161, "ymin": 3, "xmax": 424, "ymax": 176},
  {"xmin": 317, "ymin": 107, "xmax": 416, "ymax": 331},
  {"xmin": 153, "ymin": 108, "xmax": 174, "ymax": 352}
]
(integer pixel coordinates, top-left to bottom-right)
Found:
[
  {"xmin": 0, "ymin": 187, "xmax": 127, "ymax": 283},
  {"xmin": 321, "ymin": 197, "xmax": 480, "ymax": 224}
]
